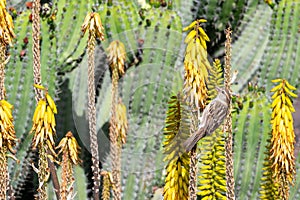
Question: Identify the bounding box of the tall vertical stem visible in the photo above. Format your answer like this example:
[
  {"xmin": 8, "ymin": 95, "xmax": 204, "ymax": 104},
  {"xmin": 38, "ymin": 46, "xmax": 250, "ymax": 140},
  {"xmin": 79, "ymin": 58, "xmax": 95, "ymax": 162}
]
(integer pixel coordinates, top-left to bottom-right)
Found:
[
  {"xmin": 32, "ymin": 1, "xmax": 48, "ymax": 199},
  {"xmin": 110, "ymin": 67, "xmax": 121, "ymax": 200},
  {"xmin": 38, "ymin": 144, "xmax": 49, "ymax": 200},
  {"xmin": 87, "ymin": 31, "xmax": 100, "ymax": 200},
  {"xmin": 0, "ymin": 48, "xmax": 6, "ymax": 199},
  {"xmin": 224, "ymin": 27, "xmax": 235, "ymax": 200},
  {"xmin": 188, "ymin": 111, "xmax": 198, "ymax": 200},
  {"xmin": 0, "ymin": 45, "xmax": 5, "ymax": 100},
  {"xmin": 32, "ymin": 0, "xmax": 42, "ymax": 101},
  {"xmin": 0, "ymin": 146, "xmax": 8, "ymax": 199},
  {"xmin": 61, "ymin": 152, "xmax": 71, "ymax": 200}
]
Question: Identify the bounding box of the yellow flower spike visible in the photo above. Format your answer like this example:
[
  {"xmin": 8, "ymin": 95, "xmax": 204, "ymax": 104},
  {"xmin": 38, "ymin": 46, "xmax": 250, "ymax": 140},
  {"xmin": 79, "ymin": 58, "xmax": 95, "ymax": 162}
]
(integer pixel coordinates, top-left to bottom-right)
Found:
[
  {"xmin": 0, "ymin": 0, "xmax": 15, "ymax": 46},
  {"xmin": 163, "ymin": 95, "xmax": 190, "ymax": 200},
  {"xmin": 30, "ymin": 91, "xmax": 57, "ymax": 155},
  {"xmin": 269, "ymin": 79, "xmax": 297, "ymax": 199},
  {"xmin": 0, "ymin": 99, "xmax": 17, "ymax": 153},
  {"xmin": 0, "ymin": 100, "xmax": 13, "ymax": 109},
  {"xmin": 182, "ymin": 20, "xmax": 211, "ymax": 110}
]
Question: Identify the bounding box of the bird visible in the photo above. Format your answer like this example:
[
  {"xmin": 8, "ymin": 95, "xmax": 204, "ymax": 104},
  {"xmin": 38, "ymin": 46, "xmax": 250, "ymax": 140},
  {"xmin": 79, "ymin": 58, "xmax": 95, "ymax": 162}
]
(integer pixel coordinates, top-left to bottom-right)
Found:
[{"xmin": 183, "ymin": 86, "xmax": 231, "ymax": 152}]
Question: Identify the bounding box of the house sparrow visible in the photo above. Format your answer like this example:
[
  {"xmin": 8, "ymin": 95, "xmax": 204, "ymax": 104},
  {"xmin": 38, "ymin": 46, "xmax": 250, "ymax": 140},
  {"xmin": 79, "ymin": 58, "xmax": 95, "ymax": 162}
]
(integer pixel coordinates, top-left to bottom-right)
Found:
[{"xmin": 184, "ymin": 87, "xmax": 231, "ymax": 152}]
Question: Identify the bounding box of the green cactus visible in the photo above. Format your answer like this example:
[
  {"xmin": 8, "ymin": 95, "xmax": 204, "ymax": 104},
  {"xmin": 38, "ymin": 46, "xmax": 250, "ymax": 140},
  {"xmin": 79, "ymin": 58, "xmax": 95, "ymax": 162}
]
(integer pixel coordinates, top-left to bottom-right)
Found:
[{"xmin": 1, "ymin": 0, "xmax": 300, "ymax": 199}]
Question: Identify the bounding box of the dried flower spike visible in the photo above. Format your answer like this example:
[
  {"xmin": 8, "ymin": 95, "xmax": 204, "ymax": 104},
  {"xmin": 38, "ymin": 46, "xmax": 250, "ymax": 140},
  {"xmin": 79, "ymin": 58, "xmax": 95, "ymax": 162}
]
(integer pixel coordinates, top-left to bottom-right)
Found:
[
  {"xmin": 81, "ymin": 12, "xmax": 104, "ymax": 41},
  {"xmin": 107, "ymin": 40, "xmax": 127, "ymax": 75},
  {"xmin": 57, "ymin": 131, "xmax": 81, "ymax": 200},
  {"xmin": 57, "ymin": 131, "xmax": 81, "ymax": 165},
  {"xmin": 115, "ymin": 101, "xmax": 128, "ymax": 144}
]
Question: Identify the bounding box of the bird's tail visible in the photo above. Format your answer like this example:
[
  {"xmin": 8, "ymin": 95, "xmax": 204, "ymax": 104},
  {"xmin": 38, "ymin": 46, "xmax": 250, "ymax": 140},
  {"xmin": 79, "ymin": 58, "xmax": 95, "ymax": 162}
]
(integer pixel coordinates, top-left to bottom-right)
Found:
[{"xmin": 183, "ymin": 127, "xmax": 206, "ymax": 152}]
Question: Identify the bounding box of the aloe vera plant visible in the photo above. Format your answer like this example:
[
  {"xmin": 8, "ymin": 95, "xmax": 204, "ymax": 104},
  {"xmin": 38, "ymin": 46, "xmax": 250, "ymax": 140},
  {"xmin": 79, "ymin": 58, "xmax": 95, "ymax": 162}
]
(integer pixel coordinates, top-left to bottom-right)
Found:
[{"xmin": 0, "ymin": 0, "xmax": 299, "ymax": 199}]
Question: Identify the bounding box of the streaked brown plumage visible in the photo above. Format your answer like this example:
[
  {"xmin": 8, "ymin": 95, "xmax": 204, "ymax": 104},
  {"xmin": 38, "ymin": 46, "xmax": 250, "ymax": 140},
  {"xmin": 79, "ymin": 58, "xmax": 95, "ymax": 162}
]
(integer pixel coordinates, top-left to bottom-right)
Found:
[{"xmin": 184, "ymin": 87, "xmax": 231, "ymax": 152}]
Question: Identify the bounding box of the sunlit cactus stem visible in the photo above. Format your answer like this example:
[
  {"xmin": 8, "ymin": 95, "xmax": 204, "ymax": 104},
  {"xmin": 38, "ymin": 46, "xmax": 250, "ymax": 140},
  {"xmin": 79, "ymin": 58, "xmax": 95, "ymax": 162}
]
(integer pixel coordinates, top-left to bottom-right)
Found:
[
  {"xmin": 224, "ymin": 27, "xmax": 235, "ymax": 200},
  {"xmin": 81, "ymin": 12, "xmax": 105, "ymax": 200}
]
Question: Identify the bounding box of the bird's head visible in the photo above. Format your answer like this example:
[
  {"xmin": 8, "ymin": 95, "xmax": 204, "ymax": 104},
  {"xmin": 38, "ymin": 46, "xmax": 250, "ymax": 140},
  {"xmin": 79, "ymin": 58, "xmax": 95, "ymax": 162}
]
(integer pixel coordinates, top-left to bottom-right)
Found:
[{"xmin": 216, "ymin": 86, "xmax": 231, "ymax": 102}]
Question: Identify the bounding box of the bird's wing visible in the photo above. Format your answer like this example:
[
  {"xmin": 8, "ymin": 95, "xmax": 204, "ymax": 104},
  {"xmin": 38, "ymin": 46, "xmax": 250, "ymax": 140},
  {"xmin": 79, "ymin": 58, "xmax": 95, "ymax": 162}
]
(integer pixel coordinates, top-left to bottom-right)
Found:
[
  {"xmin": 183, "ymin": 127, "xmax": 206, "ymax": 152},
  {"xmin": 205, "ymin": 102, "xmax": 228, "ymax": 134}
]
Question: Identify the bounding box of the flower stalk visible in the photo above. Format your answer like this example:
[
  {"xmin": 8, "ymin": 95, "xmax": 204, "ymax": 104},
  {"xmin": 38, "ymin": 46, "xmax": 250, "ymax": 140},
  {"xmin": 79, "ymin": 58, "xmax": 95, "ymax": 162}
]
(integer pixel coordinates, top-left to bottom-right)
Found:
[
  {"xmin": 223, "ymin": 27, "xmax": 235, "ymax": 200},
  {"xmin": 107, "ymin": 40, "xmax": 127, "ymax": 200},
  {"xmin": 81, "ymin": 12, "xmax": 105, "ymax": 200}
]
